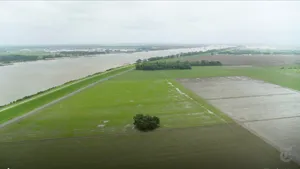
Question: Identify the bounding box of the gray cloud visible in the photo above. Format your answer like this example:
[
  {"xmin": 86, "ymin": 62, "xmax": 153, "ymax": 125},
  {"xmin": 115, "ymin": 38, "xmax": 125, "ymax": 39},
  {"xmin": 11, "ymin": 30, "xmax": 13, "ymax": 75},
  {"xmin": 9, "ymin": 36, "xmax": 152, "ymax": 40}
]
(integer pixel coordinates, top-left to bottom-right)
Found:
[{"xmin": 0, "ymin": 1, "xmax": 300, "ymax": 45}]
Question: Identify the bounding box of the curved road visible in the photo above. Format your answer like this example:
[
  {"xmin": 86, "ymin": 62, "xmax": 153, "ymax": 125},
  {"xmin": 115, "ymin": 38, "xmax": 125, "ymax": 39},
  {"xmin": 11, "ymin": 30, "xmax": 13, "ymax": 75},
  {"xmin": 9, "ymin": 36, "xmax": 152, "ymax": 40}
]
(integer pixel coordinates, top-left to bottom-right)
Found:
[{"xmin": 0, "ymin": 68, "xmax": 133, "ymax": 128}]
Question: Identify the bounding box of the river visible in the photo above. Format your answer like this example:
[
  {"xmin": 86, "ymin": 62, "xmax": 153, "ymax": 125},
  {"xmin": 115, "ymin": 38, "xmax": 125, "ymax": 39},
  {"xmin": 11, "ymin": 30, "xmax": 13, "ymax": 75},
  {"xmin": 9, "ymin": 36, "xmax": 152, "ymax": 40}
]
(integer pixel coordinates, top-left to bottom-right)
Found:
[{"xmin": 0, "ymin": 46, "xmax": 226, "ymax": 106}]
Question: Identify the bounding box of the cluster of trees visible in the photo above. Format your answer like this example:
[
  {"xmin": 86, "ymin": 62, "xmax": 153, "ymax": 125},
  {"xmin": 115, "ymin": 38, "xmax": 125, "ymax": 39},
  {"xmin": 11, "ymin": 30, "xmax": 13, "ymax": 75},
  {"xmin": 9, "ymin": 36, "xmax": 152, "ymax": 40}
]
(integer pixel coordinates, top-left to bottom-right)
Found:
[
  {"xmin": 145, "ymin": 54, "xmax": 179, "ymax": 62},
  {"xmin": 136, "ymin": 49, "xmax": 228, "ymax": 64},
  {"xmin": 136, "ymin": 60, "xmax": 222, "ymax": 70},
  {"xmin": 190, "ymin": 60, "xmax": 222, "ymax": 66},
  {"xmin": 145, "ymin": 50, "xmax": 220, "ymax": 61},
  {"xmin": 133, "ymin": 114, "xmax": 160, "ymax": 131},
  {"xmin": 180, "ymin": 51, "xmax": 207, "ymax": 56},
  {"xmin": 136, "ymin": 61, "xmax": 192, "ymax": 70}
]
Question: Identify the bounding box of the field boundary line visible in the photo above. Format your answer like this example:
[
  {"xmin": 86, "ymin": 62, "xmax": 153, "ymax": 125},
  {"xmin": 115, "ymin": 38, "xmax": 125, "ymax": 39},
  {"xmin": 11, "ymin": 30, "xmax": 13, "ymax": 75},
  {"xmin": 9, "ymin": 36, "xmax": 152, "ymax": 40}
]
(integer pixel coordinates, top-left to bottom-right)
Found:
[
  {"xmin": 159, "ymin": 71, "xmax": 230, "ymax": 125},
  {"xmin": 242, "ymin": 115, "xmax": 300, "ymax": 123},
  {"xmin": 207, "ymin": 92, "xmax": 296, "ymax": 100},
  {"xmin": 0, "ymin": 68, "xmax": 133, "ymax": 128}
]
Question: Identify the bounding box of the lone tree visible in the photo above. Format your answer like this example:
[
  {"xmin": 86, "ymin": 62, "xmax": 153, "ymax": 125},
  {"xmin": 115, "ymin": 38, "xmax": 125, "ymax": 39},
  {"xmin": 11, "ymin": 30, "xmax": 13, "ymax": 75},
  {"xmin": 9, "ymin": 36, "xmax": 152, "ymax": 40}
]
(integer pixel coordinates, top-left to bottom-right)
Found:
[
  {"xmin": 136, "ymin": 59, "xmax": 142, "ymax": 63},
  {"xmin": 133, "ymin": 114, "xmax": 160, "ymax": 131}
]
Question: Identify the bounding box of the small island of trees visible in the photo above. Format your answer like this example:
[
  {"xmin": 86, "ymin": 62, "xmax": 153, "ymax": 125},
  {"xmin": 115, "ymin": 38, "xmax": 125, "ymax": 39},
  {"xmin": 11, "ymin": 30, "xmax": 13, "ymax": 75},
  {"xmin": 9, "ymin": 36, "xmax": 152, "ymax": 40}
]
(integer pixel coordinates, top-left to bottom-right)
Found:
[
  {"xmin": 133, "ymin": 114, "xmax": 160, "ymax": 131},
  {"xmin": 136, "ymin": 60, "xmax": 192, "ymax": 70}
]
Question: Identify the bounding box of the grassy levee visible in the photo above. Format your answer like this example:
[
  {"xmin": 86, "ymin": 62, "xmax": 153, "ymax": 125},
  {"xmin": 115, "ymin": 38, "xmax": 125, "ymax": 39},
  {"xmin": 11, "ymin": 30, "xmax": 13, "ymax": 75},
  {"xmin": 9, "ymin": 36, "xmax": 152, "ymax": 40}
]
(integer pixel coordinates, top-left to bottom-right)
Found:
[{"xmin": 0, "ymin": 65, "xmax": 133, "ymax": 124}]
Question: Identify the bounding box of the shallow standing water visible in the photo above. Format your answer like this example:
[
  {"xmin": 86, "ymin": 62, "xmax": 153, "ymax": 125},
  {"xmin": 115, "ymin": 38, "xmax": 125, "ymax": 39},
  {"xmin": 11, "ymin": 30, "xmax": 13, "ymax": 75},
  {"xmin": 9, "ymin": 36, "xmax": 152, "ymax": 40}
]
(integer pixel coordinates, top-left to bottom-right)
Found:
[
  {"xmin": 0, "ymin": 46, "xmax": 224, "ymax": 106},
  {"xmin": 179, "ymin": 76, "xmax": 300, "ymax": 164}
]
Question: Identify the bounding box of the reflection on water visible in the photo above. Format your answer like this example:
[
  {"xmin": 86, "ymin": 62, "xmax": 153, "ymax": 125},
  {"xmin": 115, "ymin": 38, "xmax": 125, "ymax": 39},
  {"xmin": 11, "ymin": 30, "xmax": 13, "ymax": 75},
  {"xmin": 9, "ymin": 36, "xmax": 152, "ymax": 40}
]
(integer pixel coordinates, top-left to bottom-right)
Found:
[{"xmin": 0, "ymin": 47, "xmax": 222, "ymax": 106}]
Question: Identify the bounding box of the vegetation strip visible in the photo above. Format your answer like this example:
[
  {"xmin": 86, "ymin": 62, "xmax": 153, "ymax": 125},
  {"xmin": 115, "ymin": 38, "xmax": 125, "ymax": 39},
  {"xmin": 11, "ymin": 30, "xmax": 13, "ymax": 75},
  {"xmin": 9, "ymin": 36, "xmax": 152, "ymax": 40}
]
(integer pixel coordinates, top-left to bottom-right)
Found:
[{"xmin": 0, "ymin": 65, "xmax": 133, "ymax": 125}]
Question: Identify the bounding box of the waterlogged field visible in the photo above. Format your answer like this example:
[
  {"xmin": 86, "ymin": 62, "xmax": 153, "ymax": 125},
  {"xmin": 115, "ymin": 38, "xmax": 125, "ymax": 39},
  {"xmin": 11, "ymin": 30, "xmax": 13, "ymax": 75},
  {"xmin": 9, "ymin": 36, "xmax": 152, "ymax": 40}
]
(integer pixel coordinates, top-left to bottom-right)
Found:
[{"xmin": 1, "ymin": 65, "xmax": 300, "ymax": 169}]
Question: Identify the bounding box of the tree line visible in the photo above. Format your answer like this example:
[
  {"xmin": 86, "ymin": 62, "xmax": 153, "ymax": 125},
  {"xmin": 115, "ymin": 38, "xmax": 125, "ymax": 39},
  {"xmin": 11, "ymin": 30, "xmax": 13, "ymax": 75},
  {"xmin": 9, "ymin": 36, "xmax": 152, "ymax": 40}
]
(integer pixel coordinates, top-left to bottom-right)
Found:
[
  {"xmin": 142, "ymin": 50, "xmax": 218, "ymax": 62},
  {"xmin": 0, "ymin": 48, "xmax": 228, "ymax": 64},
  {"xmin": 189, "ymin": 60, "xmax": 222, "ymax": 66},
  {"xmin": 136, "ymin": 60, "xmax": 222, "ymax": 70},
  {"xmin": 0, "ymin": 54, "xmax": 67, "ymax": 63},
  {"xmin": 218, "ymin": 49, "xmax": 300, "ymax": 55},
  {"xmin": 136, "ymin": 61, "xmax": 192, "ymax": 70},
  {"xmin": 0, "ymin": 55, "xmax": 40, "ymax": 63}
]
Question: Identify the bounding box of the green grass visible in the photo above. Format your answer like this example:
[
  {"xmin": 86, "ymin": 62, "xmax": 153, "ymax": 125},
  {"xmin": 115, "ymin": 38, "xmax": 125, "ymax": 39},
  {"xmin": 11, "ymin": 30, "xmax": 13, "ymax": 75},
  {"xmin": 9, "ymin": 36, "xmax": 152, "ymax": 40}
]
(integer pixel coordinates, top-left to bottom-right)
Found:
[
  {"xmin": 115, "ymin": 66, "xmax": 300, "ymax": 91},
  {"xmin": 277, "ymin": 66, "xmax": 300, "ymax": 74},
  {"xmin": 0, "ymin": 66, "xmax": 133, "ymax": 124},
  {"xmin": 0, "ymin": 78, "xmax": 226, "ymax": 141},
  {"xmin": 1, "ymin": 65, "xmax": 300, "ymax": 169},
  {"xmin": 2, "ymin": 65, "xmax": 298, "ymax": 141},
  {"xmin": 1, "ymin": 124, "xmax": 298, "ymax": 169}
]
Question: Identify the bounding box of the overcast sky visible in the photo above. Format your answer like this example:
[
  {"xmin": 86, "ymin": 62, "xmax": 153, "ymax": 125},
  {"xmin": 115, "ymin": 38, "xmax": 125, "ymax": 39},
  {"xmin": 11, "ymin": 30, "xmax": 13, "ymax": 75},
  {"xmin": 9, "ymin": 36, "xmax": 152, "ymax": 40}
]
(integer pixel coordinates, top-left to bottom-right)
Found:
[{"xmin": 0, "ymin": 1, "xmax": 300, "ymax": 46}]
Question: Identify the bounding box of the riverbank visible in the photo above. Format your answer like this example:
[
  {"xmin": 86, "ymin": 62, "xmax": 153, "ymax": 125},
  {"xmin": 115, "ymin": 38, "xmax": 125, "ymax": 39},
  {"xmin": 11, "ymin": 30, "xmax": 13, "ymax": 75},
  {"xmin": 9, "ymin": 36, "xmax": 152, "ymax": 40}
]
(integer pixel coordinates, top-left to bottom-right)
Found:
[
  {"xmin": 1, "ymin": 47, "xmax": 214, "ymax": 105},
  {"xmin": 0, "ymin": 65, "xmax": 134, "ymax": 125}
]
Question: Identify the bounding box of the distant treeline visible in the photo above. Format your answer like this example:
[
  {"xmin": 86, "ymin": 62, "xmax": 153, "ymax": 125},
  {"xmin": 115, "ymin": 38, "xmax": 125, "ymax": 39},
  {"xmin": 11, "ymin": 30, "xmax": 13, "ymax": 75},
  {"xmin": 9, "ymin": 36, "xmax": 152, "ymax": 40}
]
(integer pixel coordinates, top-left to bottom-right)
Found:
[
  {"xmin": 0, "ymin": 52, "xmax": 107, "ymax": 63},
  {"xmin": 59, "ymin": 51, "xmax": 107, "ymax": 56},
  {"xmin": 190, "ymin": 60, "xmax": 222, "ymax": 66},
  {"xmin": 0, "ymin": 47, "xmax": 201, "ymax": 64},
  {"xmin": 0, "ymin": 54, "xmax": 67, "ymax": 63},
  {"xmin": 0, "ymin": 48, "xmax": 229, "ymax": 64},
  {"xmin": 144, "ymin": 51, "xmax": 214, "ymax": 62},
  {"xmin": 136, "ymin": 60, "xmax": 222, "ymax": 70},
  {"xmin": 0, "ymin": 51, "xmax": 120, "ymax": 63},
  {"xmin": 218, "ymin": 49, "xmax": 300, "ymax": 55},
  {"xmin": 0, "ymin": 55, "xmax": 40, "ymax": 63},
  {"xmin": 136, "ymin": 61, "xmax": 192, "ymax": 70}
]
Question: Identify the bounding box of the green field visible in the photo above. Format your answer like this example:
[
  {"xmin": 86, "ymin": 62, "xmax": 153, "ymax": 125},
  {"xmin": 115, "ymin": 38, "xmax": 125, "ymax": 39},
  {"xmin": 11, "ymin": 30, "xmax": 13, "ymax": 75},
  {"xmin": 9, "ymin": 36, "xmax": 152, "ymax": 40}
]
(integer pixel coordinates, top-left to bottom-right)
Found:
[
  {"xmin": 278, "ymin": 66, "xmax": 300, "ymax": 74},
  {"xmin": 0, "ymin": 65, "xmax": 299, "ymax": 169},
  {"xmin": 0, "ymin": 65, "xmax": 133, "ymax": 124}
]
